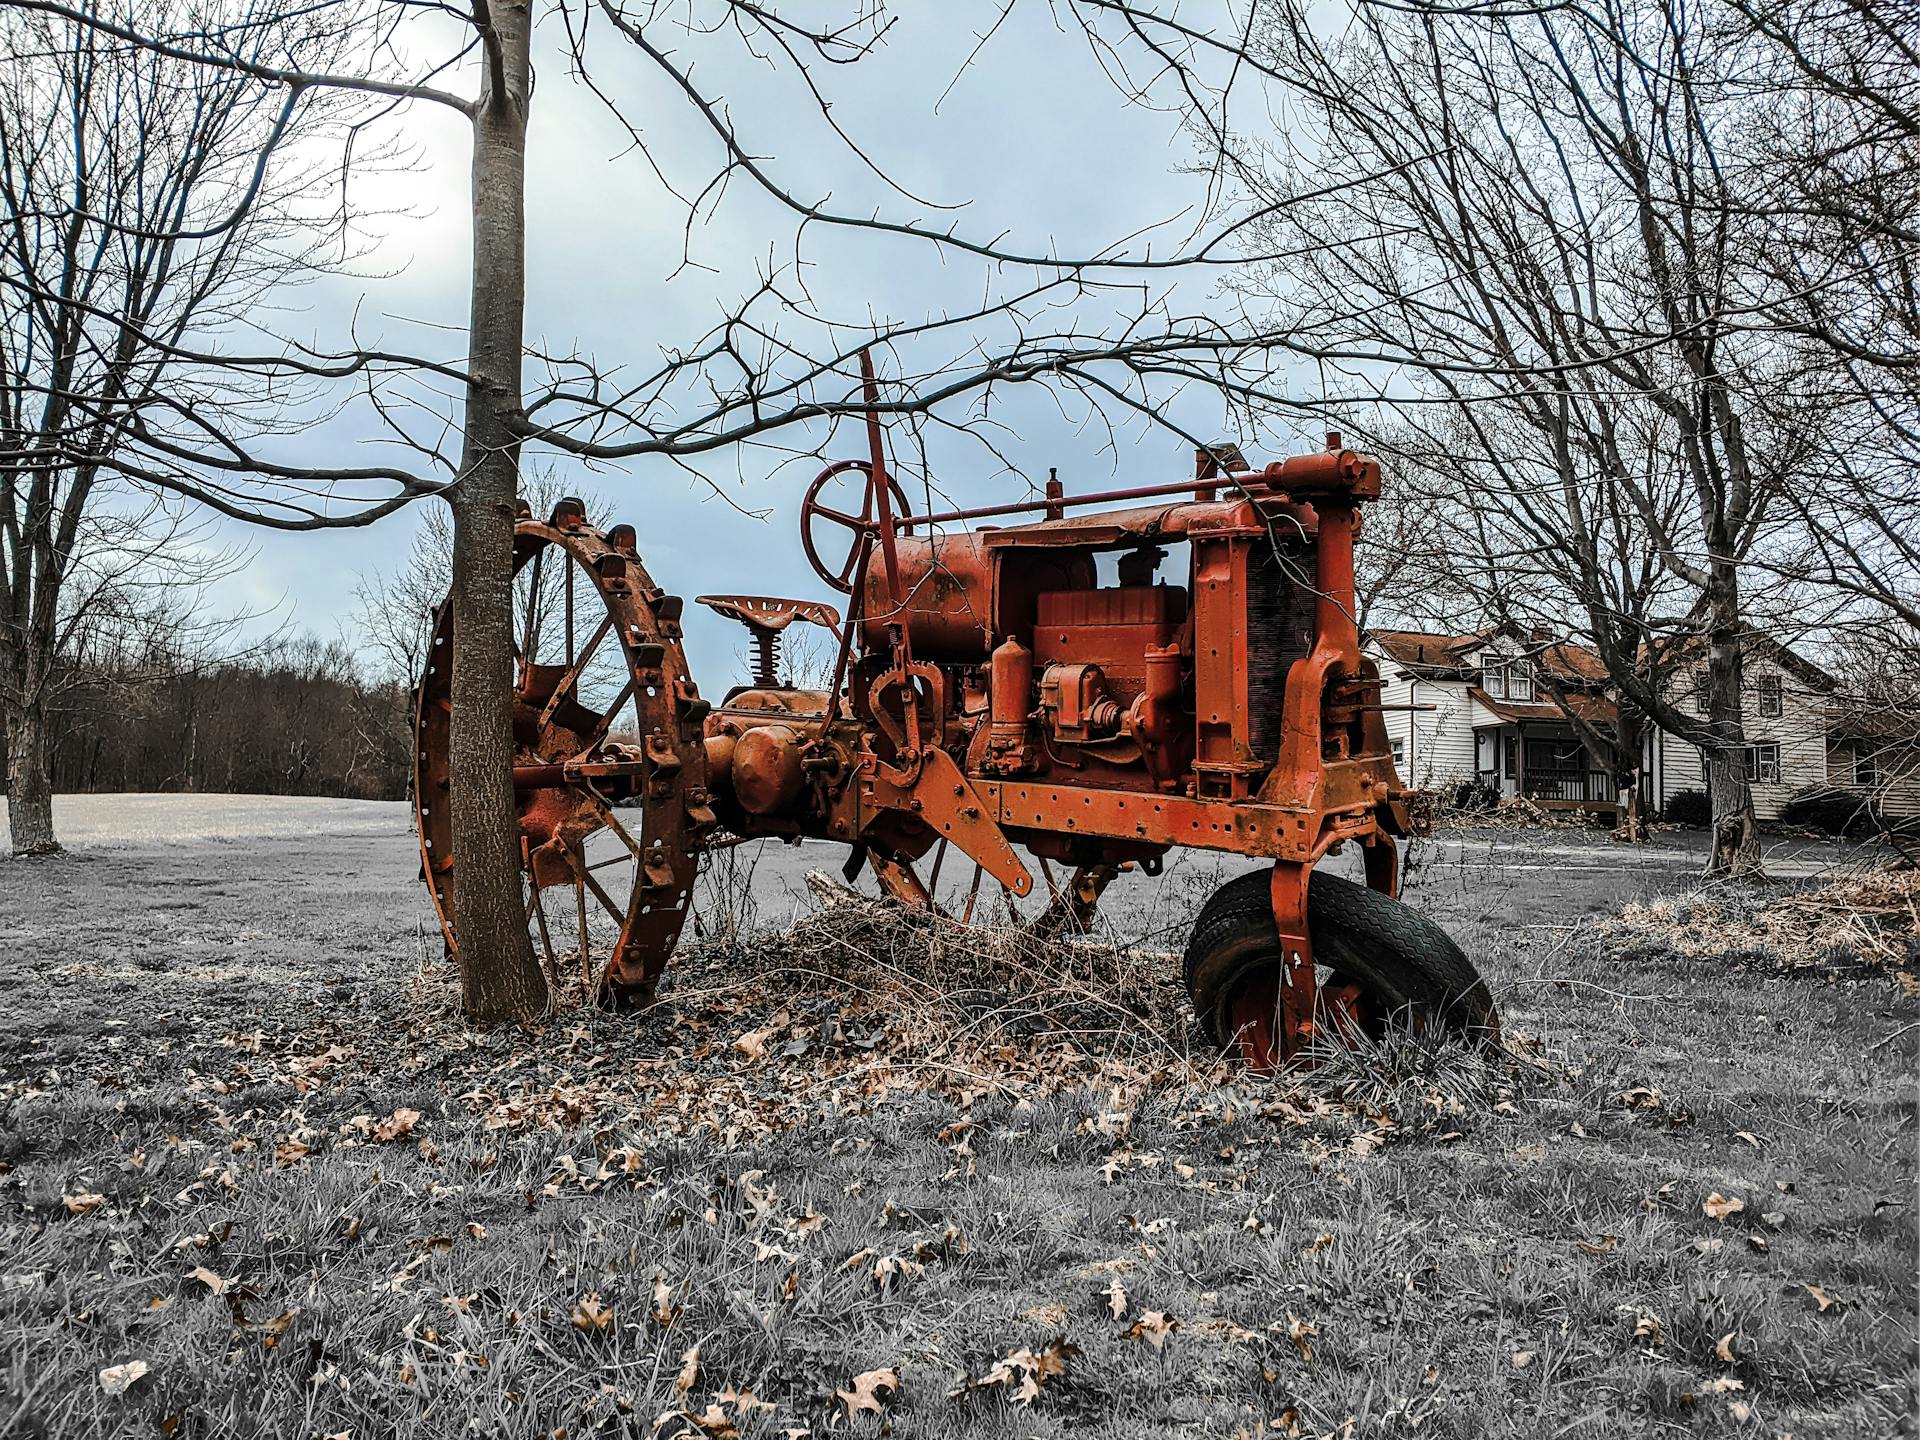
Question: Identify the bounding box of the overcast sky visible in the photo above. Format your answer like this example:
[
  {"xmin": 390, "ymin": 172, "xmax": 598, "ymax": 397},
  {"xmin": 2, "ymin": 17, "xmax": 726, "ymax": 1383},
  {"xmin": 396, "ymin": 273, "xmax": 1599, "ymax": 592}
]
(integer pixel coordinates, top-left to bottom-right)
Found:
[{"xmin": 207, "ymin": 3, "xmax": 1316, "ymax": 683}]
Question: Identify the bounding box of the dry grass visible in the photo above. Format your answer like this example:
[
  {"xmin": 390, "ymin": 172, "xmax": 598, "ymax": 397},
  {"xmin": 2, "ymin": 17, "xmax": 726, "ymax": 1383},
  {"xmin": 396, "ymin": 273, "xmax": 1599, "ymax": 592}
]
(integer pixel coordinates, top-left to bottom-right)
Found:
[
  {"xmin": 1596, "ymin": 866, "xmax": 1920, "ymax": 975},
  {"xmin": 0, "ymin": 827, "xmax": 1913, "ymax": 1439}
]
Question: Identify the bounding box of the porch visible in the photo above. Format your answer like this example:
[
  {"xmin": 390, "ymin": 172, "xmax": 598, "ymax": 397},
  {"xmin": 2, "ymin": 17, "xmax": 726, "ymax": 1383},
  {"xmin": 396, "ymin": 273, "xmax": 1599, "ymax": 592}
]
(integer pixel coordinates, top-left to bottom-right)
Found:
[{"xmin": 1475, "ymin": 721, "xmax": 1621, "ymax": 818}]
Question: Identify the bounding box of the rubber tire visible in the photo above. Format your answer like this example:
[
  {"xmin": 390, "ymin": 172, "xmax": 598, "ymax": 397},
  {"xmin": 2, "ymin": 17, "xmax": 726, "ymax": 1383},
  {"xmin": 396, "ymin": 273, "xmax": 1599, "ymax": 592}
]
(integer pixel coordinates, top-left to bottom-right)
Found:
[{"xmin": 1183, "ymin": 867, "xmax": 1499, "ymax": 1050}]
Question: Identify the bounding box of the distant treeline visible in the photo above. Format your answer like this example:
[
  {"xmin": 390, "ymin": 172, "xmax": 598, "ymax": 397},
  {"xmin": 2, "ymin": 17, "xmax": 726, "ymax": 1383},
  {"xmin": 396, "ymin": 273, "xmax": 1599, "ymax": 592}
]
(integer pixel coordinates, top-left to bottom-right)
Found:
[{"xmin": 36, "ymin": 635, "xmax": 412, "ymax": 801}]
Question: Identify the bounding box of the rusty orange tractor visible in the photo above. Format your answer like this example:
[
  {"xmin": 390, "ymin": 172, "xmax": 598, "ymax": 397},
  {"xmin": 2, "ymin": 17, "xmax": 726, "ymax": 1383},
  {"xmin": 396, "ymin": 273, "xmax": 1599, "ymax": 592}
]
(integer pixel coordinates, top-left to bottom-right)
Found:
[{"xmin": 414, "ymin": 361, "xmax": 1497, "ymax": 1068}]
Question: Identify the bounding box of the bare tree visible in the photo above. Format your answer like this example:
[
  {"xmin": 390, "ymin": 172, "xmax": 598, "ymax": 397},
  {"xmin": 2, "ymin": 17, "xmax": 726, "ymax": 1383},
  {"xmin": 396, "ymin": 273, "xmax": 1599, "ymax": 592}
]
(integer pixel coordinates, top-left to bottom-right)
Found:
[
  {"xmin": 1224, "ymin": 0, "xmax": 1879, "ymax": 874},
  {"xmin": 10, "ymin": 0, "xmax": 1365, "ymax": 1018},
  {"xmin": 0, "ymin": 0, "xmax": 382, "ymax": 854},
  {"xmin": 49, "ymin": 616, "xmax": 412, "ymax": 798},
  {"xmin": 1724, "ymin": 0, "xmax": 1920, "ymax": 635}
]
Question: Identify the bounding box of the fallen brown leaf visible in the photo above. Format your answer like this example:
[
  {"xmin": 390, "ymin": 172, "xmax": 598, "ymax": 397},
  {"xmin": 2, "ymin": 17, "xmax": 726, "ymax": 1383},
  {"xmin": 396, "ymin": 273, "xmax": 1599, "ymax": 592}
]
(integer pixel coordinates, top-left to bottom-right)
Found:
[
  {"xmin": 836, "ymin": 1366, "xmax": 899, "ymax": 1418},
  {"xmin": 260, "ymin": 1309, "xmax": 298, "ymax": 1350},
  {"xmin": 1702, "ymin": 1192, "xmax": 1745, "ymax": 1221},
  {"xmin": 1126, "ymin": 1310, "xmax": 1180, "ymax": 1350},
  {"xmin": 372, "ymin": 1108, "xmax": 421, "ymax": 1143},
  {"xmin": 571, "ymin": 1293, "xmax": 612, "ymax": 1332},
  {"xmin": 1286, "ymin": 1312, "xmax": 1317, "ymax": 1361},
  {"xmin": 954, "ymin": 1339, "xmax": 1080, "ymax": 1406}
]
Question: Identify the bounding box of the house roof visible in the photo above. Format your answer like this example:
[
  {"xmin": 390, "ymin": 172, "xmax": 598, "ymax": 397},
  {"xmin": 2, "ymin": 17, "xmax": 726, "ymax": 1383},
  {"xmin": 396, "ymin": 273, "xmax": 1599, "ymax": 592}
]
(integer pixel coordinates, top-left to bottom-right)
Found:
[
  {"xmin": 1368, "ymin": 628, "xmax": 1490, "ymax": 675},
  {"xmin": 1535, "ymin": 641, "xmax": 1610, "ymax": 684},
  {"xmin": 1650, "ymin": 628, "xmax": 1838, "ymax": 691},
  {"xmin": 1368, "ymin": 627, "xmax": 1609, "ymax": 686},
  {"xmin": 1468, "ymin": 687, "xmax": 1620, "ymax": 726}
]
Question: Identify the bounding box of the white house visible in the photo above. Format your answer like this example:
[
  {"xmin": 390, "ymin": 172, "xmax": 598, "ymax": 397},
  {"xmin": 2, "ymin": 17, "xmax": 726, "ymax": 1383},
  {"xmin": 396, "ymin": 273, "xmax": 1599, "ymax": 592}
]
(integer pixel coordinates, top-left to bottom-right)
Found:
[
  {"xmin": 1368, "ymin": 628, "xmax": 1621, "ymax": 815},
  {"xmin": 1363, "ymin": 627, "xmax": 1909, "ymax": 821}
]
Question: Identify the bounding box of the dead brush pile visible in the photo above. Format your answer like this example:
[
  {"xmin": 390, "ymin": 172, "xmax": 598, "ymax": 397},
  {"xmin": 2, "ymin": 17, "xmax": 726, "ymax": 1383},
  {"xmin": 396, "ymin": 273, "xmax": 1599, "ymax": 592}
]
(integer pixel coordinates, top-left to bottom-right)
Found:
[
  {"xmin": 1594, "ymin": 865, "xmax": 1920, "ymax": 976},
  {"xmin": 410, "ymin": 872, "xmax": 1540, "ymax": 1159},
  {"xmin": 657, "ymin": 869, "xmax": 1217, "ymax": 1093},
  {"xmin": 761, "ymin": 871, "xmax": 1195, "ymax": 1056},
  {"xmin": 417, "ymin": 871, "xmax": 1233, "ymax": 1147}
]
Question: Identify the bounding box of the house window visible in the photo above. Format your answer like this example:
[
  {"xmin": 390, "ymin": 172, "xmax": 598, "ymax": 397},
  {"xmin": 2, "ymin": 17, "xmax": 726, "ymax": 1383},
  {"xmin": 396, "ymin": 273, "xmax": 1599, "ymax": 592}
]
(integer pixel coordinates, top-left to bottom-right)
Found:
[
  {"xmin": 1483, "ymin": 659, "xmax": 1507, "ymax": 699},
  {"xmin": 1390, "ymin": 736, "xmax": 1405, "ymax": 765},
  {"xmin": 1502, "ymin": 734, "xmax": 1518, "ymax": 779},
  {"xmin": 1856, "ymin": 747, "xmax": 1877, "ymax": 787},
  {"xmin": 1744, "ymin": 743, "xmax": 1780, "ymax": 784},
  {"xmin": 1509, "ymin": 660, "xmax": 1535, "ymax": 702},
  {"xmin": 1756, "ymin": 673, "xmax": 1782, "ymax": 719}
]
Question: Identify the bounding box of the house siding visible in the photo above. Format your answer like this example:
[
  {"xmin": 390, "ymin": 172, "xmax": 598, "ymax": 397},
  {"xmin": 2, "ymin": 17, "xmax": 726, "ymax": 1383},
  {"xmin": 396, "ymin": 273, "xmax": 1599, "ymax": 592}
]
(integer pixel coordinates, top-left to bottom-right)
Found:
[
  {"xmin": 1652, "ymin": 728, "xmax": 1706, "ymax": 810},
  {"xmin": 1827, "ymin": 738, "xmax": 1920, "ymax": 817},
  {"xmin": 1657, "ymin": 658, "xmax": 1831, "ymax": 820},
  {"xmin": 1377, "ymin": 664, "xmax": 1478, "ymax": 788}
]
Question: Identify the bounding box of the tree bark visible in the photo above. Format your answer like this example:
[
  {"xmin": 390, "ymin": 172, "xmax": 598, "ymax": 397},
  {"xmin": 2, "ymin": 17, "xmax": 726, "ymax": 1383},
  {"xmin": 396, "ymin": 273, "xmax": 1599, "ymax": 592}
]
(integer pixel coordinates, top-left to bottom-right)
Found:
[
  {"xmin": 446, "ymin": 0, "xmax": 546, "ymax": 1022},
  {"xmin": 1702, "ymin": 563, "xmax": 1762, "ymax": 877},
  {"xmin": 5, "ymin": 702, "xmax": 60, "ymax": 856}
]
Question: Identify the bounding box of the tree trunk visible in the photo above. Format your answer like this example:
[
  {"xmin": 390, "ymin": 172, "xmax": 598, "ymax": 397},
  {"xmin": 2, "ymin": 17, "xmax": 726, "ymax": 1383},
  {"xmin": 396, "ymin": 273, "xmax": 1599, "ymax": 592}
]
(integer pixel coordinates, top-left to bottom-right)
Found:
[
  {"xmin": 5, "ymin": 702, "xmax": 60, "ymax": 856},
  {"xmin": 1614, "ymin": 709, "xmax": 1646, "ymax": 844},
  {"xmin": 1702, "ymin": 564, "xmax": 1762, "ymax": 877},
  {"xmin": 446, "ymin": 0, "xmax": 546, "ymax": 1023},
  {"xmin": 1617, "ymin": 784, "xmax": 1645, "ymax": 844}
]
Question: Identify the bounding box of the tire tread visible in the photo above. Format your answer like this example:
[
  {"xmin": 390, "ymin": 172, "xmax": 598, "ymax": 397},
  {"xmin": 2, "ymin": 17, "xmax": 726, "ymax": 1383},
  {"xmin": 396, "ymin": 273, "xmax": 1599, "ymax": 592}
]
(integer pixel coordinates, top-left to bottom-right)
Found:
[{"xmin": 1182, "ymin": 867, "xmax": 1497, "ymax": 1046}]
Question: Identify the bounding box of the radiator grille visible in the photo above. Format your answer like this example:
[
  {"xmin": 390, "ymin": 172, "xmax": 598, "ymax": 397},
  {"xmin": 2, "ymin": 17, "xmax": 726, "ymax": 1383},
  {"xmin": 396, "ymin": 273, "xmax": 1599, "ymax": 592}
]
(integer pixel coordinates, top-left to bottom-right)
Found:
[{"xmin": 1246, "ymin": 540, "xmax": 1316, "ymax": 760}]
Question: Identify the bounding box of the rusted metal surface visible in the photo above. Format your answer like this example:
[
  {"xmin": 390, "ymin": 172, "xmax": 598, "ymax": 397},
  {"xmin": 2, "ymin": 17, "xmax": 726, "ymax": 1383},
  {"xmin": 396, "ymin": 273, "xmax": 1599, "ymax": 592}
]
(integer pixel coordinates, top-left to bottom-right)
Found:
[
  {"xmin": 416, "ymin": 362, "xmax": 1455, "ymax": 1068},
  {"xmin": 800, "ymin": 459, "xmax": 910, "ymax": 594}
]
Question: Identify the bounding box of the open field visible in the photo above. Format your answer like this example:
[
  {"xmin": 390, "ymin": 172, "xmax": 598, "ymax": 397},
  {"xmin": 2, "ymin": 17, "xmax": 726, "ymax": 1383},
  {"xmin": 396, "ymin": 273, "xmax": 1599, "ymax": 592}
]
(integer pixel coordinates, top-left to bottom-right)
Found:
[{"xmin": 0, "ymin": 795, "xmax": 1914, "ymax": 1438}]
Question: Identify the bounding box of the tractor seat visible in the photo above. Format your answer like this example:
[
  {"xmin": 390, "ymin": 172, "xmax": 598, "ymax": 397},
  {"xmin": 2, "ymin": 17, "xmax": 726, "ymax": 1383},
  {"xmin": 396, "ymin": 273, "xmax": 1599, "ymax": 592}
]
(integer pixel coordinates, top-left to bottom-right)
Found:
[
  {"xmin": 697, "ymin": 595, "xmax": 842, "ymax": 691},
  {"xmin": 695, "ymin": 594, "xmax": 841, "ymax": 635}
]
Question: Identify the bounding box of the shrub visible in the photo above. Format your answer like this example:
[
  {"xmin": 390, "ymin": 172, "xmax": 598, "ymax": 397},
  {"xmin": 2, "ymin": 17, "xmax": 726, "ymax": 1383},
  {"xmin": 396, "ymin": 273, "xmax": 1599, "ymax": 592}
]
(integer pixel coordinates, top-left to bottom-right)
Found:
[
  {"xmin": 1779, "ymin": 785, "xmax": 1879, "ymax": 837},
  {"xmin": 1446, "ymin": 778, "xmax": 1501, "ymax": 814},
  {"xmin": 1661, "ymin": 789, "xmax": 1710, "ymax": 827}
]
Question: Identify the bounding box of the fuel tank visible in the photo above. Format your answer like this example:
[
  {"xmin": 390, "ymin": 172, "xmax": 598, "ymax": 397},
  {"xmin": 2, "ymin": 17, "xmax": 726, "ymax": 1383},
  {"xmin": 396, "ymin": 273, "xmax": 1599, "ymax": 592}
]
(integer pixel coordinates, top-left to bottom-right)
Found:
[{"xmin": 859, "ymin": 529, "xmax": 1093, "ymax": 660}]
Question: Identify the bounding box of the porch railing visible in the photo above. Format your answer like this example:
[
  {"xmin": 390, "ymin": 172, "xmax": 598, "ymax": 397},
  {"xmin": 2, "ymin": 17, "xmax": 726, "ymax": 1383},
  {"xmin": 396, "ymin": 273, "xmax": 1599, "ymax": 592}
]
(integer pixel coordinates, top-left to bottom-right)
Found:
[{"xmin": 1523, "ymin": 768, "xmax": 1616, "ymax": 804}]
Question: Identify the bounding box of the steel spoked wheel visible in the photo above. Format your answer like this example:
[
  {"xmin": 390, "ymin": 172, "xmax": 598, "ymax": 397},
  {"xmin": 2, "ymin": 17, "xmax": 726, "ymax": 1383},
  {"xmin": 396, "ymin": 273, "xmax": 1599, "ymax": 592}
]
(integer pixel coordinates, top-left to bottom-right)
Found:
[
  {"xmin": 1183, "ymin": 868, "xmax": 1499, "ymax": 1068},
  {"xmin": 413, "ymin": 498, "xmax": 714, "ymax": 1005}
]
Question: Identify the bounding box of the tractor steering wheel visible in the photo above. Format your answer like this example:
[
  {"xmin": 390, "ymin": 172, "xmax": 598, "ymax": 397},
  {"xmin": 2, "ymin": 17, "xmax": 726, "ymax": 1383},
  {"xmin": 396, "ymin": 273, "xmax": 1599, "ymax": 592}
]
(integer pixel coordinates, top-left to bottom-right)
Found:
[{"xmin": 799, "ymin": 458, "xmax": 913, "ymax": 595}]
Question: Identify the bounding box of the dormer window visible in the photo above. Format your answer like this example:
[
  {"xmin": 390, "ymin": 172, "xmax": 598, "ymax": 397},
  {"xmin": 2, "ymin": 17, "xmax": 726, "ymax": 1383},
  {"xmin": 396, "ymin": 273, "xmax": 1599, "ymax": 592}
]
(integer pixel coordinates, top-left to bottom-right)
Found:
[{"xmin": 1481, "ymin": 653, "xmax": 1533, "ymax": 701}]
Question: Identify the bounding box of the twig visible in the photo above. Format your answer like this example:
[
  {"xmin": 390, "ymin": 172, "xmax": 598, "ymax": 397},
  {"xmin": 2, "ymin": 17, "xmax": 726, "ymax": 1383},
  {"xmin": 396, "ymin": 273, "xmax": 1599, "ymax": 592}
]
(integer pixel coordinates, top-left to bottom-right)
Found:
[{"xmin": 1866, "ymin": 1021, "xmax": 1920, "ymax": 1054}]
